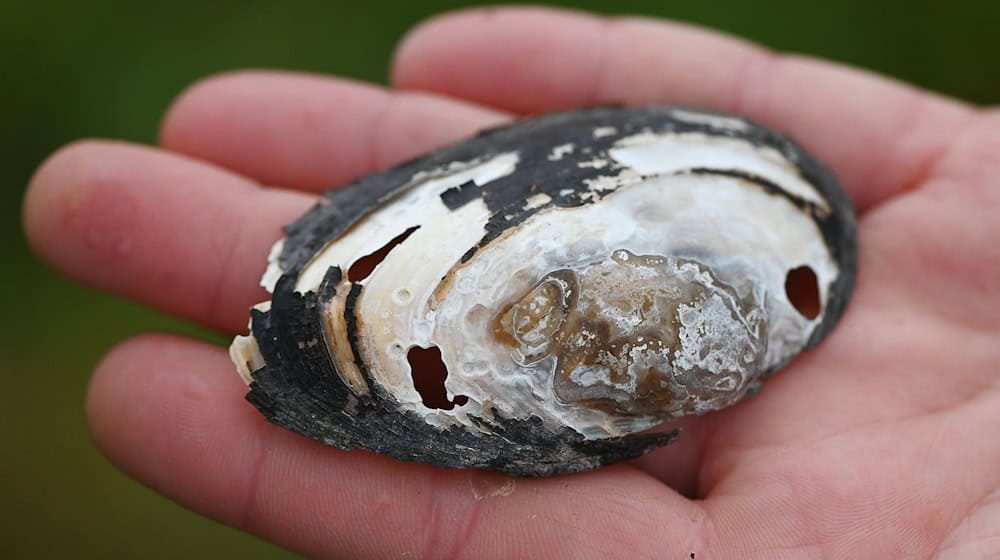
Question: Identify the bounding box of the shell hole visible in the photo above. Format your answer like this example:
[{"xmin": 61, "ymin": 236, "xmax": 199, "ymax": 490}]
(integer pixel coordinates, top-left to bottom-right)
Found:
[
  {"xmin": 785, "ymin": 266, "xmax": 821, "ymax": 320},
  {"xmin": 406, "ymin": 345, "xmax": 469, "ymax": 410},
  {"xmin": 348, "ymin": 226, "xmax": 420, "ymax": 282}
]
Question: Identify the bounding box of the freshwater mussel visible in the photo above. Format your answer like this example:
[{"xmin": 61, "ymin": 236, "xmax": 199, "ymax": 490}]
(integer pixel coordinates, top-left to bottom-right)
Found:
[{"xmin": 229, "ymin": 106, "xmax": 857, "ymax": 476}]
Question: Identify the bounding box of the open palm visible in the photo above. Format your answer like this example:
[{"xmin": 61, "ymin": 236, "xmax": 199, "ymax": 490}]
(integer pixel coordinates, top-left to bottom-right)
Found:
[{"xmin": 25, "ymin": 7, "xmax": 999, "ymax": 559}]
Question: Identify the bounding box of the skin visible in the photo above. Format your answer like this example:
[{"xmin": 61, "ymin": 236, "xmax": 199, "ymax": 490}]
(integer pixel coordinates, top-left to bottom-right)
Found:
[{"xmin": 22, "ymin": 6, "xmax": 1000, "ymax": 559}]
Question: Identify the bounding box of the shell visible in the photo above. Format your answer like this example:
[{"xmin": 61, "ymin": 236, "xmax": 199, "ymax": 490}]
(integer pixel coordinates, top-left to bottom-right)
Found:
[{"xmin": 230, "ymin": 106, "xmax": 857, "ymax": 476}]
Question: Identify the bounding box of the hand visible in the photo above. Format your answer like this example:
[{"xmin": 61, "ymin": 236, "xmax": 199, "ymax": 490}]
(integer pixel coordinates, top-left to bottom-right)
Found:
[{"xmin": 24, "ymin": 7, "xmax": 1000, "ymax": 559}]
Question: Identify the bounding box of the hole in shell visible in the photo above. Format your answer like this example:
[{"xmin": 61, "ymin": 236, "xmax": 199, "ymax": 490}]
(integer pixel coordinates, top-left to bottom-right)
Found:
[
  {"xmin": 406, "ymin": 345, "xmax": 469, "ymax": 410},
  {"xmin": 347, "ymin": 226, "xmax": 420, "ymax": 282},
  {"xmin": 785, "ymin": 266, "xmax": 821, "ymax": 320}
]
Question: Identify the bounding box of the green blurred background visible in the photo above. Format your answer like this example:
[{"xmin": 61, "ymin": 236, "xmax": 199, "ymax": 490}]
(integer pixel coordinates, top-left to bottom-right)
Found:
[{"xmin": 3, "ymin": 1, "xmax": 997, "ymax": 557}]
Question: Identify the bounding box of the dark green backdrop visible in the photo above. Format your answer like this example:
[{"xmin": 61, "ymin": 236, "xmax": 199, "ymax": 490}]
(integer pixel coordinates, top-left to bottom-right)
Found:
[{"xmin": 3, "ymin": 1, "xmax": 997, "ymax": 558}]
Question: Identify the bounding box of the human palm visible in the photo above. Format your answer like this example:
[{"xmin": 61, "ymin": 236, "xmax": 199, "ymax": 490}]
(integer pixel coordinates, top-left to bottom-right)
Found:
[{"xmin": 25, "ymin": 7, "xmax": 999, "ymax": 559}]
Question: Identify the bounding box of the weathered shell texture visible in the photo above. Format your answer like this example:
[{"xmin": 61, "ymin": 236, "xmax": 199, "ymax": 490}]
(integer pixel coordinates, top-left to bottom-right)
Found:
[{"xmin": 230, "ymin": 106, "xmax": 857, "ymax": 477}]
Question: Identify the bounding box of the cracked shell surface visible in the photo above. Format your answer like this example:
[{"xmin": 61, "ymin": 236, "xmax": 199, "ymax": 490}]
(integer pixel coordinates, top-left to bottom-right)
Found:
[{"xmin": 229, "ymin": 106, "xmax": 857, "ymax": 476}]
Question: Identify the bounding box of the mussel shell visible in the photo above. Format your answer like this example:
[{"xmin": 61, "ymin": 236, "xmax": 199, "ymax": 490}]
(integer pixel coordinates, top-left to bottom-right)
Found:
[{"xmin": 231, "ymin": 106, "xmax": 857, "ymax": 476}]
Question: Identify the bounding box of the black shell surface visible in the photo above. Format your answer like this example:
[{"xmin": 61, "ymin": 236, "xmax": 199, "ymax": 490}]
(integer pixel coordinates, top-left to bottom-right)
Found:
[{"xmin": 242, "ymin": 106, "xmax": 857, "ymax": 476}]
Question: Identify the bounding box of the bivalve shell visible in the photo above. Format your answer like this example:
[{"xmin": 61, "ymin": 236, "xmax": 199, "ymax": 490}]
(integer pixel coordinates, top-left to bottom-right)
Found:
[{"xmin": 230, "ymin": 106, "xmax": 857, "ymax": 476}]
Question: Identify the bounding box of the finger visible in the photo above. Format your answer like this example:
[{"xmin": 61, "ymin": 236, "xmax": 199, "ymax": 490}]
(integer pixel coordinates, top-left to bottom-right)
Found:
[
  {"xmin": 392, "ymin": 7, "xmax": 974, "ymax": 211},
  {"xmin": 23, "ymin": 141, "xmax": 315, "ymax": 333},
  {"xmin": 88, "ymin": 334, "xmax": 716, "ymax": 559},
  {"xmin": 160, "ymin": 71, "xmax": 510, "ymax": 192}
]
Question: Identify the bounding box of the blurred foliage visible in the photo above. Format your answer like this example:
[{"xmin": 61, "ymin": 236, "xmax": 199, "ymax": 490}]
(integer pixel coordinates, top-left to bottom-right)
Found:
[{"xmin": 2, "ymin": 0, "xmax": 996, "ymax": 558}]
